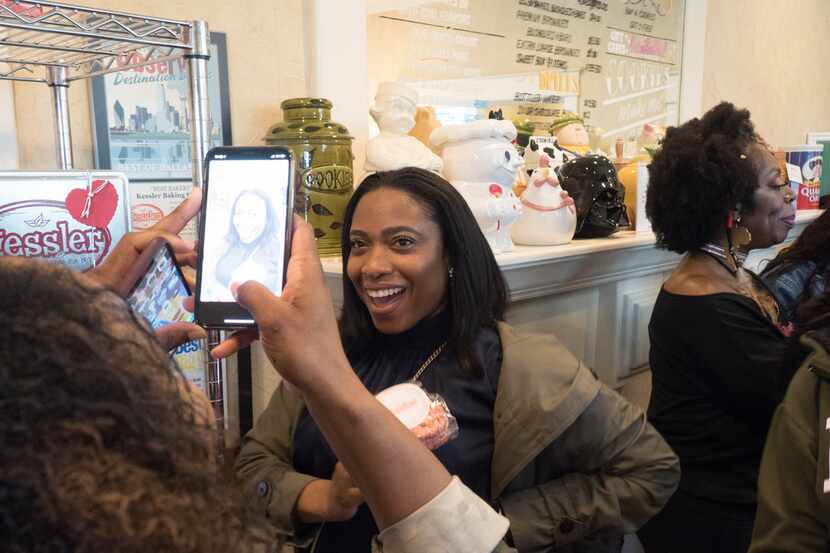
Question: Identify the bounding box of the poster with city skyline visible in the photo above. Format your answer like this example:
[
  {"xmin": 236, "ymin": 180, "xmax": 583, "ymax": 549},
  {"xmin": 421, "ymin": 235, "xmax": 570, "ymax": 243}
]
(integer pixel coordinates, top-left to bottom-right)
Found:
[{"xmin": 91, "ymin": 32, "xmax": 232, "ymax": 181}]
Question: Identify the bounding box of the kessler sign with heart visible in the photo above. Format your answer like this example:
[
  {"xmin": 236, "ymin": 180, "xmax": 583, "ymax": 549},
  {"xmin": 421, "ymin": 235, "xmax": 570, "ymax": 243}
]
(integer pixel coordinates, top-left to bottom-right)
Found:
[{"xmin": 0, "ymin": 172, "xmax": 131, "ymax": 271}]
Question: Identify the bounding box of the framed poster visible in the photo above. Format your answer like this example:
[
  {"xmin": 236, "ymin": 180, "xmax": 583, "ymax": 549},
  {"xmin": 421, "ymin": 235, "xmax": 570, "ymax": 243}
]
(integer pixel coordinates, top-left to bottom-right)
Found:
[{"xmin": 91, "ymin": 32, "xmax": 232, "ymax": 181}]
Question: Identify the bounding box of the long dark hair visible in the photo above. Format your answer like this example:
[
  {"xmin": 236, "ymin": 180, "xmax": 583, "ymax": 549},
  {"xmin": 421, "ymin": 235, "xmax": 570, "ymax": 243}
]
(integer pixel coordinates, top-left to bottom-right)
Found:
[
  {"xmin": 764, "ymin": 209, "xmax": 830, "ymax": 274},
  {"xmin": 339, "ymin": 167, "xmax": 507, "ymax": 375},
  {"xmin": 216, "ymin": 189, "xmax": 277, "ymax": 286}
]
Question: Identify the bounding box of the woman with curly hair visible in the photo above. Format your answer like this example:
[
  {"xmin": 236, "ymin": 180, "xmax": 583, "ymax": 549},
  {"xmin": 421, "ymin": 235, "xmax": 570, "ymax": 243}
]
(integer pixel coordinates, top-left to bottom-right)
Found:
[
  {"xmin": 0, "ymin": 256, "xmax": 256, "ymax": 553},
  {"xmin": 761, "ymin": 209, "xmax": 830, "ymax": 325},
  {"xmin": 637, "ymin": 102, "xmax": 797, "ymax": 553}
]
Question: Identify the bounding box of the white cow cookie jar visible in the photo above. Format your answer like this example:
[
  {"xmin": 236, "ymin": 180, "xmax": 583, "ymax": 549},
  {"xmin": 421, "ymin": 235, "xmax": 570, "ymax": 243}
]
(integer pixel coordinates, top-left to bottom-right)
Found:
[
  {"xmin": 430, "ymin": 120, "xmax": 523, "ymax": 253},
  {"xmin": 512, "ymin": 154, "xmax": 577, "ymax": 246}
]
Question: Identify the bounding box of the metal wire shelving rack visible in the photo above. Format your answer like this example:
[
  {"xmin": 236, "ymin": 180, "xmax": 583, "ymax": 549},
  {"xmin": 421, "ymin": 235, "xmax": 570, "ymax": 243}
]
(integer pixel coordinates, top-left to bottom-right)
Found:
[{"xmin": 0, "ymin": 0, "xmax": 227, "ymax": 441}]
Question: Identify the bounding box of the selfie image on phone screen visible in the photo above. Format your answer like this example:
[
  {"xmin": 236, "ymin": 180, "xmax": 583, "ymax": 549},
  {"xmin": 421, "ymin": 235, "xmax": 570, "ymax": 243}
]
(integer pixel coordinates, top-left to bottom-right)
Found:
[
  {"xmin": 127, "ymin": 245, "xmax": 193, "ymax": 330},
  {"xmin": 200, "ymin": 154, "xmax": 291, "ymax": 306}
]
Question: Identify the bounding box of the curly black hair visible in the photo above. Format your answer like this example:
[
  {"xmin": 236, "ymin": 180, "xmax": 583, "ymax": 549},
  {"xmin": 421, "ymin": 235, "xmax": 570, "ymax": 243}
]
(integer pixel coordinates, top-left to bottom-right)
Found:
[
  {"xmin": 0, "ymin": 258, "xmax": 263, "ymax": 553},
  {"xmin": 646, "ymin": 102, "xmax": 763, "ymax": 253}
]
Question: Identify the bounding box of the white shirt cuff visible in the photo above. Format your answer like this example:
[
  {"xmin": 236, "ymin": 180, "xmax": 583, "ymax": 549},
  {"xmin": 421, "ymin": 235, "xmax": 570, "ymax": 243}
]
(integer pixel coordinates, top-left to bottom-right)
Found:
[{"xmin": 374, "ymin": 476, "xmax": 509, "ymax": 553}]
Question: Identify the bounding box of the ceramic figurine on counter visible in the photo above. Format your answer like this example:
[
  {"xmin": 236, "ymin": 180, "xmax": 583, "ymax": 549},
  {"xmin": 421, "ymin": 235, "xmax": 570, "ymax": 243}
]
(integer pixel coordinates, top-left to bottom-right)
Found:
[
  {"xmin": 513, "ymin": 117, "xmax": 535, "ymax": 157},
  {"xmin": 512, "ymin": 154, "xmax": 576, "ymax": 246},
  {"xmin": 523, "ymin": 139, "xmax": 542, "ymax": 174},
  {"xmin": 409, "ymin": 106, "xmax": 442, "ymax": 154},
  {"xmin": 513, "ymin": 159, "xmax": 529, "ymax": 198},
  {"xmin": 263, "ymin": 97, "xmax": 354, "ymax": 256},
  {"xmin": 559, "ymin": 155, "xmax": 630, "ymax": 238},
  {"xmin": 638, "ymin": 123, "xmax": 666, "ymax": 158},
  {"xmin": 539, "ymin": 137, "xmax": 568, "ymax": 171},
  {"xmin": 366, "ymin": 82, "xmax": 443, "ymax": 173},
  {"xmin": 549, "ymin": 112, "xmax": 592, "ymax": 160},
  {"xmin": 430, "ymin": 119, "xmax": 523, "ymax": 253},
  {"xmin": 588, "ymin": 125, "xmax": 611, "ymax": 158},
  {"xmin": 613, "ymin": 123, "xmax": 666, "ymax": 227}
]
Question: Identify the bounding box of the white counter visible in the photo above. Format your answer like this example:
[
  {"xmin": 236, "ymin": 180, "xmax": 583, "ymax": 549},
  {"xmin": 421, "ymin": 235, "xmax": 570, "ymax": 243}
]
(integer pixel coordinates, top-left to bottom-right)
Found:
[
  {"xmin": 320, "ymin": 210, "xmax": 820, "ymax": 380},
  {"xmin": 251, "ymin": 210, "xmax": 822, "ymax": 418}
]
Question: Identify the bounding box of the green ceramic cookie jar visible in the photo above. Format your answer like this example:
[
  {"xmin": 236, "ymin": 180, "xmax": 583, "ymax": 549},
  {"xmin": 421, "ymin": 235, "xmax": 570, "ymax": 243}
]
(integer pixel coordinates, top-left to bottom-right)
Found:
[{"xmin": 264, "ymin": 98, "xmax": 354, "ymax": 256}]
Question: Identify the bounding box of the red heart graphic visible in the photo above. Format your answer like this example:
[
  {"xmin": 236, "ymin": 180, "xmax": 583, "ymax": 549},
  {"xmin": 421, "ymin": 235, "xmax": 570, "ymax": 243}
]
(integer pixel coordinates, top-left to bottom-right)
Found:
[{"xmin": 65, "ymin": 180, "xmax": 119, "ymax": 228}]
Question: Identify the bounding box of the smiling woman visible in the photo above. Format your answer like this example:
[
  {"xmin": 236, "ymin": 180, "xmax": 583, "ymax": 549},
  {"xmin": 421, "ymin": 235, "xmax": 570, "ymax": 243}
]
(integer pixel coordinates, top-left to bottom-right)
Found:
[
  {"xmin": 345, "ymin": 188, "xmax": 450, "ymax": 336},
  {"xmin": 235, "ymin": 167, "xmax": 680, "ymax": 553},
  {"xmin": 339, "ymin": 170, "xmax": 504, "ymax": 370},
  {"xmin": 639, "ymin": 102, "xmax": 800, "ymax": 553},
  {"xmin": 206, "ymin": 189, "xmax": 283, "ymax": 300}
]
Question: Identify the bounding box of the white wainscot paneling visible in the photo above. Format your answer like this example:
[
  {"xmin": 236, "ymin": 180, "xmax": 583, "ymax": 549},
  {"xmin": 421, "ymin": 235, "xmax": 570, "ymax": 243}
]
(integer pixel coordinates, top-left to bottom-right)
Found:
[
  {"xmin": 606, "ymin": 275, "xmax": 665, "ymax": 387},
  {"xmin": 254, "ymin": 213, "xmax": 823, "ymax": 422},
  {"xmin": 506, "ymin": 288, "xmax": 599, "ymax": 370}
]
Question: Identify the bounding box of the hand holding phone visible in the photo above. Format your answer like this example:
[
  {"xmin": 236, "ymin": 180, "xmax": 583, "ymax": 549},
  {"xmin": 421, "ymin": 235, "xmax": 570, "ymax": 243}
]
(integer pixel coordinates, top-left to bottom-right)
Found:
[
  {"xmin": 195, "ymin": 147, "xmax": 294, "ymax": 328},
  {"xmin": 126, "ymin": 238, "xmax": 195, "ymax": 329},
  {"xmin": 89, "ymin": 188, "xmax": 200, "ymax": 293},
  {"xmin": 211, "ymin": 217, "xmax": 349, "ymax": 393}
]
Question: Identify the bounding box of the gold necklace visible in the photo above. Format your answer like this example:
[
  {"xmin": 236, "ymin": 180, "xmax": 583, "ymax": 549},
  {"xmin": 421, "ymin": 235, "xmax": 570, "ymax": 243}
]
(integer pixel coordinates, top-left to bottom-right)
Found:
[
  {"xmin": 700, "ymin": 248, "xmax": 781, "ymax": 326},
  {"xmin": 698, "ymin": 250, "xmax": 783, "ymax": 328},
  {"xmin": 734, "ymin": 270, "xmax": 783, "ymax": 327},
  {"xmin": 411, "ymin": 342, "xmax": 447, "ymax": 382}
]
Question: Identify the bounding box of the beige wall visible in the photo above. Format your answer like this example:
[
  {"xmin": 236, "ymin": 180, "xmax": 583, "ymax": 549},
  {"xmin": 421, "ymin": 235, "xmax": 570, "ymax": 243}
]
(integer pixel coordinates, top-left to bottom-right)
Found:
[
  {"xmin": 17, "ymin": 1, "xmax": 829, "ymax": 166},
  {"xmin": 702, "ymin": 0, "xmax": 830, "ymax": 146},
  {"xmin": 14, "ymin": 0, "xmax": 306, "ymax": 169}
]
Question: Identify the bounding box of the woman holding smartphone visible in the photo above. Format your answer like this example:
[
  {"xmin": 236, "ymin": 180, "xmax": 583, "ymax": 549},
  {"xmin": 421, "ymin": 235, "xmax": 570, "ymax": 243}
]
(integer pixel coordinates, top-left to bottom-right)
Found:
[{"xmin": 230, "ymin": 167, "xmax": 679, "ymax": 553}]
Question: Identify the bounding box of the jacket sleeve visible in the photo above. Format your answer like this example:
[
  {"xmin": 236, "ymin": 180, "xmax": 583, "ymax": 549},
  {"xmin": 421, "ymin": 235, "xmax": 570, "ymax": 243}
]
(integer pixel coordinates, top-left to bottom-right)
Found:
[
  {"xmin": 749, "ymin": 370, "xmax": 826, "ymax": 553},
  {"xmin": 499, "ymin": 384, "xmax": 680, "ymax": 551},
  {"xmin": 234, "ymin": 381, "xmax": 320, "ymax": 544},
  {"xmin": 761, "ymin": 261, "xmax": 817, "ymax": 323}
]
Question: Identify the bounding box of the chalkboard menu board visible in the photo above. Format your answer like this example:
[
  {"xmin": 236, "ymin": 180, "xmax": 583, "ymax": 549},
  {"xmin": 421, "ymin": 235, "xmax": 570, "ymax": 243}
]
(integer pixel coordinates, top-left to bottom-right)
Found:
[{"xmin": 368, "ymin": 0, "xmax": 684, "ymax": 153}]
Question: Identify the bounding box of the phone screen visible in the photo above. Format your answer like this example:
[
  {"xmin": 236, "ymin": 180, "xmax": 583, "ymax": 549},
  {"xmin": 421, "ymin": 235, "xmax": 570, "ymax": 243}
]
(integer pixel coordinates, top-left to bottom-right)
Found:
[
  {"xmin": 127, "ymin": 245, "xmax": 193, "ymax": 329},
  {"xmin": 197, "ymin": 148, "xmax": 292, "ymax": 327}
]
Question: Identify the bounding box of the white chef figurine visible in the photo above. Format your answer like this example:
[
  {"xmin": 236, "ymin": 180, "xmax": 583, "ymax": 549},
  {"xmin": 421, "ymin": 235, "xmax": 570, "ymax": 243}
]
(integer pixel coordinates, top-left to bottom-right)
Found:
[
  {"xmin": 429, "ymin": 119, "xmax": 523, "ymax": 253},
  {"xmin": 512, "ymin": 153, "xmax": 576, "ymax": 246},
  {"xmin": 365, "ymin": 82, "xmax": 443, "ymax": 173}
]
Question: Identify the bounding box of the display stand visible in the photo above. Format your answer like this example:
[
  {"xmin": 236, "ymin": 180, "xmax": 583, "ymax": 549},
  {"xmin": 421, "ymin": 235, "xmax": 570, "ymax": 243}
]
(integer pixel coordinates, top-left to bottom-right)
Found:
[{"xmin": 0, "ymin": 1, "xmax": 228, "ymax": 442}]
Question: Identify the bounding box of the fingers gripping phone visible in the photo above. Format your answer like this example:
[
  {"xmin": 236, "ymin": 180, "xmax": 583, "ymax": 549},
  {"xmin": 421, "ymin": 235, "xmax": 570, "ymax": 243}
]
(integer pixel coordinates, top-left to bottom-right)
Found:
[
  {"xmin": 195, "ymin": 147, "xmax": 294, "ymax": 329},
  {"xmin": 123, "ymin": 238, "xmax": 193, "ymax": 329}
]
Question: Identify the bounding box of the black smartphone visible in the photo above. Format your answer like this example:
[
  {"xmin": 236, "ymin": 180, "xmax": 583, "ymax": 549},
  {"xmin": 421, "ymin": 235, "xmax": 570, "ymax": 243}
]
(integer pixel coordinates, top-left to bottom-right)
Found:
[
  {"xmin": 195, "ymin": 146, "xmax": 294, "ymax": 329},
  {"xmin": 125, "ymin": 238, "xmax": 194, "ymax": 330}
]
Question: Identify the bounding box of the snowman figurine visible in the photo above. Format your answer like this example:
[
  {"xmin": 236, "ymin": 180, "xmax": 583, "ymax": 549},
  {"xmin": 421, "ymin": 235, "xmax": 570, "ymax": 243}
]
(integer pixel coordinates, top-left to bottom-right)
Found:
[
  {"xmin": 512, "ymin": 154, "xmax": 576, "ymax": 246},
  {"xmin": 430, "ymin": 119, "xmax": 523, "ymax": 253}
]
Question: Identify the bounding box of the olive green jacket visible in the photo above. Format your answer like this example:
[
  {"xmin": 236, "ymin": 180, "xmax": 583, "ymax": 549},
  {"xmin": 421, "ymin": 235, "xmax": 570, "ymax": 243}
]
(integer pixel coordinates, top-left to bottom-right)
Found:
[
  {"xmin": 750, "ymin": 328, "xmax": 830, "ymax": 553},
  {"xmin": 235, "ymin": 323, "xmax": 680, "ymax": 552}
]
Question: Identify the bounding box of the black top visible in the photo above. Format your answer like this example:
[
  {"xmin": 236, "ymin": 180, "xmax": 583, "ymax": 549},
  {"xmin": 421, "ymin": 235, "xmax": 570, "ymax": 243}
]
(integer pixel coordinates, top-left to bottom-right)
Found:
[
  {"xmin": 292, "ymin": 310, "xmax": 502, "ymax": 552},
  {"xmin": 647, "ymin": 288, "xmax": 795, "ymax": 505}
]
